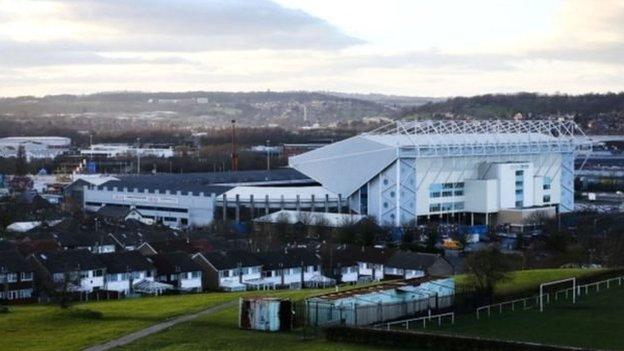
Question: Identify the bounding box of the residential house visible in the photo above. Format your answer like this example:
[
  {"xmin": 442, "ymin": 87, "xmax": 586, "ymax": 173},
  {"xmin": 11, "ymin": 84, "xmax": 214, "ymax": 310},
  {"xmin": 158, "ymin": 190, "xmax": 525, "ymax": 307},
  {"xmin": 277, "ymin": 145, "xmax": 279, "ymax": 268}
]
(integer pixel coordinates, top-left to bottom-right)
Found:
[
  {"xmin": 193, "ymin": 250, "xmax": 262, "ymax": 291},
  {"xmin": 320, "ymin": 244, "xmax": 360, "ymax": 284},
  {"xmin": 0, "ymin": 251, "xmax": 36, "ymax": 302},
  {"xmin": 151, "ymin": 251, "xmax": 203, "ymax": 292},
  {"xmin": 32, "ymin": 249, "xmax": 106, "ymax": 292},
  {"xmin": 53, "ymin": 226, "xmax": 117, "ymax": 253},
  {"xmin": 95, "ymin": 205, "xmax": 153, "ymax": 225},
  {"xmin": 384, "ymin": 251, "xmax": 454, "ymax": 279},
  {"xmin": 98, "ymin": 251, "xmax": 156, "ymax": 294},
  {"xmin": 255, "ymin": 248, "xmax": 332, "ymax": 289},
  {"xmin": 353, "ymin": 246, "xmax": 394, "ymax": 282}
]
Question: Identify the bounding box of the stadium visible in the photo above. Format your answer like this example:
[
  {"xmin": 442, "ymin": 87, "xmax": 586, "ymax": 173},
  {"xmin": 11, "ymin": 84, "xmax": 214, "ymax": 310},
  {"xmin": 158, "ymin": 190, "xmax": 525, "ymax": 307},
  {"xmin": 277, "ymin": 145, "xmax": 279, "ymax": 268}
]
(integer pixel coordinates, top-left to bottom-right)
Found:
[
  {"xmin": 81, "ymin": 120, "xmax": 591, "ymax": 230},
  {"xmin": 290, "ymin": 120, "xmax": 592, "ymax": 227}
]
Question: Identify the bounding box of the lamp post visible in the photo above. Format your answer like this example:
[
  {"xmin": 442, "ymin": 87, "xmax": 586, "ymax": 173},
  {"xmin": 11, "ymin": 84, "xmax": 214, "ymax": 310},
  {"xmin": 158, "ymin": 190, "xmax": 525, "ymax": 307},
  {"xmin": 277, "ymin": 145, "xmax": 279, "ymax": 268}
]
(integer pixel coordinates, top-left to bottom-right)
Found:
[
  {"xmin": 266, "ymin": 139, "xmax": 271, "ymax": 171},
  {"xmin": 136, "ymin": 137, "xmax": 141, "ymax": 175}
]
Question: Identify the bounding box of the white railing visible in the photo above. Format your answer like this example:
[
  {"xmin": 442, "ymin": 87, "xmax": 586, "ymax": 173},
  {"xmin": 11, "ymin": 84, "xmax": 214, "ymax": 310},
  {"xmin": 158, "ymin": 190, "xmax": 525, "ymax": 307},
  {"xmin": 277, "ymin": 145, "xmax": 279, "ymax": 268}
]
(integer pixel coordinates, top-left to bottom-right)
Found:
[
  {"xmin": 476, "ymin": 275, "xmax": 624, "ymax": 319},
  {"xmin": 374, "ymin": 312, "xmax": 455, "ymax": 330}
]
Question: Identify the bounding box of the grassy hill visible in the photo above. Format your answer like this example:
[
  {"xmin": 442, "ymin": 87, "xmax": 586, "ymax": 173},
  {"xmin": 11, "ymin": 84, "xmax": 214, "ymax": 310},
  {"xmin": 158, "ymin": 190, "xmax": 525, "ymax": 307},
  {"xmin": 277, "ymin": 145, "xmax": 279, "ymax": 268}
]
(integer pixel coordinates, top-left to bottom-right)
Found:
[
  {"xmin": 0, "ymin": 268, "xmax": 611, "ymax": 351},
  {"xmin": 428, "ymin": 282, "xmax": 624, "ymax": 350}
]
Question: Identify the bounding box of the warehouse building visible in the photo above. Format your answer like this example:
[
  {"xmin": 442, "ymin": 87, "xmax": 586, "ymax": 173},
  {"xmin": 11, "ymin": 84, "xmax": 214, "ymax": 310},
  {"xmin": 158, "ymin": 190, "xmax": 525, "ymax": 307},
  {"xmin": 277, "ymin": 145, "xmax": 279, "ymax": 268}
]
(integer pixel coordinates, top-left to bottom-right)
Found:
[
  {"xmin": 290, "ymin": 120, "xmax": 592, "ymax": 227},
  {"xmin": 0, "ymin": 136, "xmax": 71, "ymax": 160}
]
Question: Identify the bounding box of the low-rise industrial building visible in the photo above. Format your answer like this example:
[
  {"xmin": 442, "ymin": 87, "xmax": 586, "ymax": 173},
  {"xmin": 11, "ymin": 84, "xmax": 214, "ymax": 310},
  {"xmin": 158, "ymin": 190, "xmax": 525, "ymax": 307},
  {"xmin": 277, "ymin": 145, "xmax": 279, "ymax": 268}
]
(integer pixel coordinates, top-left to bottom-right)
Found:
[{"xmin": 0, "ymin": 136, "xmax": 71, "ymax": 160}]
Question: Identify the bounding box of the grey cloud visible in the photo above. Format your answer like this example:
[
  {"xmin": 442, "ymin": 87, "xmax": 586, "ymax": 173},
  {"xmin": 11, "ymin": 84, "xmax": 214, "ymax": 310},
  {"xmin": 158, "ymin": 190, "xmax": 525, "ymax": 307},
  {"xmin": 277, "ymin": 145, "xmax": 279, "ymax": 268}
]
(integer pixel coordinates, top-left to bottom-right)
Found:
[
  {"xmin": 52, "ymin": 0, "xmax": 363, "ymax": 51},
  {"xmin": 0, "ymin": 42, "xmax": 196, "ymax": 67}
]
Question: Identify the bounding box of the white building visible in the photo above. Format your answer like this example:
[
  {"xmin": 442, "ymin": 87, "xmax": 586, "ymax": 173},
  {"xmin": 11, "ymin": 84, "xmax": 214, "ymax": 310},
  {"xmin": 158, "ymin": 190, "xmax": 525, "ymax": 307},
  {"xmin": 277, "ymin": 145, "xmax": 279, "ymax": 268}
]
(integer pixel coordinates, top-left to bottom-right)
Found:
[
  {"xmin": 81, "ymin": 169, "xmax": 337, "ymax": 228},
  {"xmin": 290, "ymin": 120, "xmax": 592, "ymax": 227},
  {"xmin": 0, "ymin": 136, "xmax": 71, "ymax": 160},
  {"xmin": 80, "ymin": 144, "xmax": 174, "ymax": 158}
]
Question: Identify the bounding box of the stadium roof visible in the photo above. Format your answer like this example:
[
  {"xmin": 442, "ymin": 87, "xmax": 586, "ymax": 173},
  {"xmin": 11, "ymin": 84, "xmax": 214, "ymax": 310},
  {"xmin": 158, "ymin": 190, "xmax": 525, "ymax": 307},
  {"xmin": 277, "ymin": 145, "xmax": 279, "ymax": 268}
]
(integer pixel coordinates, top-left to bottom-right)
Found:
[
  {"xmin": 290, "ymin": 119, "xmax": 592, "ymax": 197},
  {"xmin": 95, "ymin": 168, "xmax": 313, "ymax": 195}
]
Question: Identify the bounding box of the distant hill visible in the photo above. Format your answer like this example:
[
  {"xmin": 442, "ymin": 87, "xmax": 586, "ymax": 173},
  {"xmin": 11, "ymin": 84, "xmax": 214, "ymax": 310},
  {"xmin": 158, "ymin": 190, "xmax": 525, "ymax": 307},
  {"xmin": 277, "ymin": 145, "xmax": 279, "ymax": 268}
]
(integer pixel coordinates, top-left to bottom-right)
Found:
[
  {"xmin": 321, "ymin": 92, "xmax": 445, "ymax": 107},
  {"xmin": 0, "ymin": 91, "xmax": 397, "ymax": 128},
  {"xmin": 401, "ymin": 92, "xmax": 624, "ymax": 134}
]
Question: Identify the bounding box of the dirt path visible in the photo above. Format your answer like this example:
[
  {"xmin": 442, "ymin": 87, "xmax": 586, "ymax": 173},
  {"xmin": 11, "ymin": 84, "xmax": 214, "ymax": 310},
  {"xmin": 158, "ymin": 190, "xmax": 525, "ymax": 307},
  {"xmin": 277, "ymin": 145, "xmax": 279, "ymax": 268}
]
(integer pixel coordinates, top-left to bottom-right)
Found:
[{"xmin": 83, "ymin": 300, "xmax": 237, "ymax": 351}]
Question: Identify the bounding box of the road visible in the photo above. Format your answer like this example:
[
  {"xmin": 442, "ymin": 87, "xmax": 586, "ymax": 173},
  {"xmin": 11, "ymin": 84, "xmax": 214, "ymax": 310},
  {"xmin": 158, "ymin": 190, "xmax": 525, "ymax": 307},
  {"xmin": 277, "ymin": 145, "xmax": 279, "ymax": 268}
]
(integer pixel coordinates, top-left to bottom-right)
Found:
[{"xmin": 83, "ymin": 300, "xmax": 237, "ymax": 351}]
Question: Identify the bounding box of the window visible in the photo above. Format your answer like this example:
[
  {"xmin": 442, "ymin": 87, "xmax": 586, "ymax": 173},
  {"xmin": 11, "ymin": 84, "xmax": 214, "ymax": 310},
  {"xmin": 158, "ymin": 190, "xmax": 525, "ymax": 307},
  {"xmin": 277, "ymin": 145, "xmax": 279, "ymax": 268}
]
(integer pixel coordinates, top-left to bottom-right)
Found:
[
  {"xmin": 515, "ymin": 200, "xmax": 523, "ymax": 208},
  {"xmin": 515, "ymin": 181, "xmax": 523, "ymax": 187},
  {"xmin": 429, "ymin": 204, "xmax": 441, "ymax": 212},
  {"xmin": 181, "ymin": 218, "xmax": 188, "ymax": 225},
  {"xmin": 108, "ymin": 274, "xmax": 119, "ymax": 282},
  {"xmin": 454, "ymin": 190, "xmax": 464, "ymax": 196},
  {"xmin": 515, "ymin": 189, "xmax": 523, "ymax": 195},
  {"xmin": 6, "ymin": 273, "xmax": 17, "ymax": 283},
  {"xmin": 20, "ymin": 272, "xmax": 33, "ymax": 281},
  {"xmin": 359, "ymin": 184, "xmax": 368, "ymax": 215},
  {"xmin": 515, "ymin": 170, "xmax": 524, "ymax": 176},
  {"xmin": 191, "ymin": 271, "xmax": 200, "ymax": 278},
  {"xmin": 442, "ymin": 191, "xmax": 453, "ymax": 197},
  {"xmin": 220, "ymin": 270, "xmax": 230, "ymax": 278},
  {"xmin": 543, "ymin": 176, "xmax": 552, "ymax": 190},
  {"xmin": 292, "ymin": 267, "xmax": 302, "ymax": 275},
  {"xmin": 543, "ymin": 195, "xmax": 551, "ymax": 203},
  {"xmin": 93, "ymin": 269, "xmax": 103, "ymax": 277}
]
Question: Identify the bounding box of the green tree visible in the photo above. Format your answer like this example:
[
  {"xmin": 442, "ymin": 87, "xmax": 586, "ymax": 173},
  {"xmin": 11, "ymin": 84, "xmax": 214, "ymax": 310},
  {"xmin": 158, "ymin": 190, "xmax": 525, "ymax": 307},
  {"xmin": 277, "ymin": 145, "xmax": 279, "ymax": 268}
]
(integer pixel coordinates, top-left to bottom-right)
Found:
[{"xmin": 465, "ymin": 247, "xmax": 516, "ymax": 296}]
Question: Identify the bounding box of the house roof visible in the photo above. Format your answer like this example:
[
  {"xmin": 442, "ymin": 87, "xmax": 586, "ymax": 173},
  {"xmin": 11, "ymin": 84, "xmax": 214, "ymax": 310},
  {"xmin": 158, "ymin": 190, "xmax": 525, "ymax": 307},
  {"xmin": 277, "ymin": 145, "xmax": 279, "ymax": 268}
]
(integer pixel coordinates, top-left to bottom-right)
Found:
[
  {"xmin": 255, "ymin": 248, "xmax": 319, "ymax": 270},
  {"xmin": 17, "ymin": 239, "xmax": 62, "ymax": 256},
  {"xmin": 147, "ymin": 239, "xmax": 203, "ymax": 254},
  {"xmin": 0, "ymin": 250, "xmax": 33, "ymax": 273},
  {"xmin": 321, "ymin": 244, "xmax": 395, "ymax": 268},
  {"xmin": 151, "ymin": 251, "xmax": 201, "ymax": 274},
  {"xmin": 0, "ymin": 240, "xmax": 18, "ymax": 252},
  {"xmin": 36, "ymin": 249, "xmax": 104, "ymax": 273},
  {"xmin": 98, "ymin": 251, "xmax": 154, "ymax": 274},
  {"xmin": 200, "ymin": 250, "xmax": 261, "ymax": 270},
  {"xmin": 95, "ymin": 205, "xmax": 136, "ymax": 220},
  {"xmin": 385, "ymin": 251, "xmax": 445, "ymax": 270},
  {"xmin": 53, "ymin": 227, "xmax": 116, "ymax": 248}
]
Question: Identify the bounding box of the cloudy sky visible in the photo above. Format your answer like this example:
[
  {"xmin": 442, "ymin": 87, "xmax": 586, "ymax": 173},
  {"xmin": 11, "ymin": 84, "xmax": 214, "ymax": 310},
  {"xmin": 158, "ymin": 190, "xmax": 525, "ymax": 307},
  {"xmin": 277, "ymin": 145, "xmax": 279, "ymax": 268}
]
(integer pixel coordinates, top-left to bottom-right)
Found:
[{"xmin": 1, "ymin": 0, "xmax": 623, "ymax": 97}]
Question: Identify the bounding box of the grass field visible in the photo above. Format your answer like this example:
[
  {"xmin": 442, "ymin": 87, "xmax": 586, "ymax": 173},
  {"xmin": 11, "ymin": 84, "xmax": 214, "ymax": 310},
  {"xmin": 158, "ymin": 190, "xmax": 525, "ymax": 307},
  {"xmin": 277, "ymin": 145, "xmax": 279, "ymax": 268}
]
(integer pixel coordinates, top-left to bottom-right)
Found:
[
  {"xmin": 426, "ymin": 282, "xmax": 624, "ymax": 350},
  {"xmin": 117, "ymin": 289, "xmax": 412, "ymax": 351},
  {"xmin": 454, "ymin": 268, "xmax": 606, "ymax": 295},
  {"xmin": 0, "ymin": 268, "xmax": 611, "ymax": 351}
]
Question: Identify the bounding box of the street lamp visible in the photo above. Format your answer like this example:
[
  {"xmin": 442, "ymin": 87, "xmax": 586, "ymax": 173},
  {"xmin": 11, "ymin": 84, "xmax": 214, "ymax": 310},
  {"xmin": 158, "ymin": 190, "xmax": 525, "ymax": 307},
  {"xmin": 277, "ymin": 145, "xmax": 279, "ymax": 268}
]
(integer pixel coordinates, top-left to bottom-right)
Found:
[{"xmin": 266, "ymin": 139, "xmax": 271, "ymax": 171}]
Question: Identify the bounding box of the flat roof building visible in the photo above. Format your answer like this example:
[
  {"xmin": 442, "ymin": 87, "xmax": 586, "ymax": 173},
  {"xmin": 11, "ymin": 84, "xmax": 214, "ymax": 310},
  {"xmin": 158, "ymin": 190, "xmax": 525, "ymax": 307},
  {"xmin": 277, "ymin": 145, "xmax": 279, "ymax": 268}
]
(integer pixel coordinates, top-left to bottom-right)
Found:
[
  {"xmin": 0, "ymin": 136, "xmax": 71, "ymax": 160},
  {"xmin": 81, "ymin": 169, "xmax": 344, "ymax": 228}
]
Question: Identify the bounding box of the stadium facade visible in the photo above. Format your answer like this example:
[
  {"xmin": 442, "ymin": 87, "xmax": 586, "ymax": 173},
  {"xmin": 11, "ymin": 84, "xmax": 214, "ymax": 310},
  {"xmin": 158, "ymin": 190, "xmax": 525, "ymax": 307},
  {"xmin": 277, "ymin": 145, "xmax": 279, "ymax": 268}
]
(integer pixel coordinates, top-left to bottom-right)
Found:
[{"xmin": 289, "ymin": 120, "xmax": 592, "ymax": 226}]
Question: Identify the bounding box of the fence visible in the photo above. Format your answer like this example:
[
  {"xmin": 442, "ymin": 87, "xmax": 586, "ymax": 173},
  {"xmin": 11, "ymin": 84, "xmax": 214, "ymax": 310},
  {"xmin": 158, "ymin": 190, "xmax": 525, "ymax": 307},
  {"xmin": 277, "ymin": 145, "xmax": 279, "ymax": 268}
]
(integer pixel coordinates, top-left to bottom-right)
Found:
[
  {"xmin": 476, "ymin": 274, "xmax": 624, "ymax": 319},
  {"xmin": 305, "ymin": 294, "xmax": 454, "ymax": 327},
  {"xmin": 373, "ymin": 312, "xmax": 455, "ymax": 330}
]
